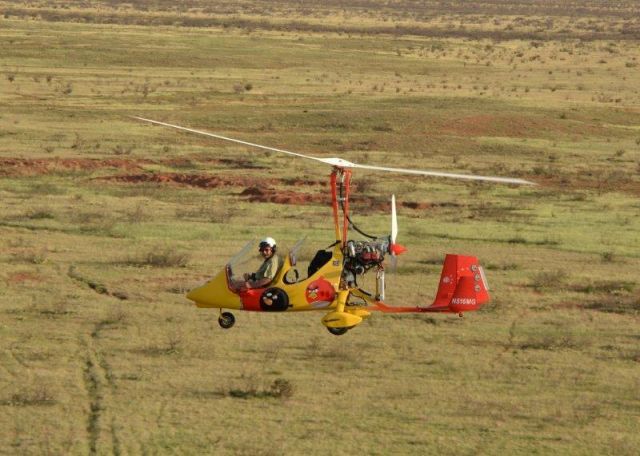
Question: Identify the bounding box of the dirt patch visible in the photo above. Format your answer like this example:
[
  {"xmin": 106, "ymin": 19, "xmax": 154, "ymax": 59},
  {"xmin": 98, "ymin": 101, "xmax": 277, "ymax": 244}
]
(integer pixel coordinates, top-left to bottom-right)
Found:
[
  {"xmin": 241, "ymin": 186, "xmax": 327, "ymax": 205},
  {"xmin": 401, "ymin": 201, "xmax": 431, "ymax": 210},
  {"xmin": 282, "ymin": 178, "xmax": 327, "ymax": 187},
  {"xmin": 440, "ymin": 114, "xmax": 606, "ymax": 138},
  {"xmin": 0, "ymin": 156, "xmax": 271, "ymax": 178},
  {"xmin": 6, "ymin": 271, "xmax": 42, "ymax": 284},
  {"xmin": 532, "ymin": 174, "xmax": 640, "ymax": 196},
  {"xmin": 99, "ymin": 172, "xmax": 328, "ymax": 191},
  {"xmin": 1, "ymin": 155, "xmax": 436, "ymax": 209},
  {"xmin": 100, "ymin": 173, "xmax": 277, "ymax": 189},
  {"xmin": 240, "ymin": 185, "xmax": 431, "ymax": 212},
  {"xmin": 0, "ymin": 158, "xmax": 149, "ymax": 177},
  {"xmin": 218, "ymin": 158, "xmax": 269, "ymax": 169}
]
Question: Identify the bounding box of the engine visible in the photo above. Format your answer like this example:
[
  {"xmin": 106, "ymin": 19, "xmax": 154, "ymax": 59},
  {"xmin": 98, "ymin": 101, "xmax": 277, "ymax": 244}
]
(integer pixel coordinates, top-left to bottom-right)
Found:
[{"xmin": 342, "ymin": 239, "xmax": 389, "ymax": 287}]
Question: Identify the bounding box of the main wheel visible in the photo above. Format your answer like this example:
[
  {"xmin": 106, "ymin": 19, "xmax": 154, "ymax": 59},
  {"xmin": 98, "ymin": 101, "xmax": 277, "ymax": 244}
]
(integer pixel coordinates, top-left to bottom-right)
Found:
[
  {"xmin": 218, "ymin": 312, "xmax": 236, "ymax": 329},
  {"xmin": 327, "ymin": 327, "xmax": 349, "ymax": 336}
]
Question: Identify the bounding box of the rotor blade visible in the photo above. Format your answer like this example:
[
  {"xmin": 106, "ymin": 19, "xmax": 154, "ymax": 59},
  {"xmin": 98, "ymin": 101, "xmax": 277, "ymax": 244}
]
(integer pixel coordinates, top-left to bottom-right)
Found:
[
  {"xmin": 348, "ymin": 163, "xmax": 534, "ymax": 185},
  {"xmin": 391, "ymin": 194, "xmax": 398, "ymax": 244},
  {"xmin": 132, "ymin": 116, "xmax": 535, "ymax": 185},
  {"xmin": 132, "ymin": 116, "xmax": 329, "ymax": 165}
]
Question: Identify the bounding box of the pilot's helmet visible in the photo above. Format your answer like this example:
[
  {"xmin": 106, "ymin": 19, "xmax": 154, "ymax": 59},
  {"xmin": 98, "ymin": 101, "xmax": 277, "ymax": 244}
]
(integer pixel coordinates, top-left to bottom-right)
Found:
[{"xmin": 259, "ymin": 237, "xmax": 277, "ymax": 251}]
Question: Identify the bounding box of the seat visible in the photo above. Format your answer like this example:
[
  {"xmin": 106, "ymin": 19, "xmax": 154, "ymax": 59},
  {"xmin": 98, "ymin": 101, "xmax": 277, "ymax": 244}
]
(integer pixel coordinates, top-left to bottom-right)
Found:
[{"xmin": 308, "ymin": 250, "xmax": 333, "ymax": 277}]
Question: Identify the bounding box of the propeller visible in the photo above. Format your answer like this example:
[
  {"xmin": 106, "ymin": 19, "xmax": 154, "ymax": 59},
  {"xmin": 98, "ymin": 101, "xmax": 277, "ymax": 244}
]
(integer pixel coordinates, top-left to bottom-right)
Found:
[
  {"xmin": 388, "ymin": 194, "xmax": 407, "ymax": 271},
  {"xmin": 132, "ymin": 116, "xmax": 536, "ymax": 185}
]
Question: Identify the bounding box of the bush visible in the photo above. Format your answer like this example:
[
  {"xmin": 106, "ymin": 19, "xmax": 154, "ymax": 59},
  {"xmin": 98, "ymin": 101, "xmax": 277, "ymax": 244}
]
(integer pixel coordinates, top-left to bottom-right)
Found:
[
  {"xmin": 225, "ymin": 377, "xmax": 294, "ymax": 400},
  {"xmin": 269, "ymin": 378, "xmax": 294, "ymax": 399},
  {"xmin": 26, "ymin": 208, "xmax": 55, "ymax": 220},
  {"xmin": 13, "ymin": 249, "xmax": 48, "ymax": 264},
  {"xmin": 126, "ymin": 247, "xmax": 189, "ymax": 268},
  {"xmin": 600, "ymin": 251, "xmax": 615, "ymax": 263},
  {"xmin": 530, "ymin": 269, "xmax": 568, "ymax": 291},
  {"xmin": 2, "ymin": 384, "xmax": 55, "ymax": 406}
]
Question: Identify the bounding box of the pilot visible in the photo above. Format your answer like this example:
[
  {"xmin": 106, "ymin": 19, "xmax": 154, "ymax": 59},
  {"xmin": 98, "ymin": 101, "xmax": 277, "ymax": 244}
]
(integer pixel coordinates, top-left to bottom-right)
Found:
[{"xmin": 234, "ymin": 237, "xmax": 280, "ymax": 291}]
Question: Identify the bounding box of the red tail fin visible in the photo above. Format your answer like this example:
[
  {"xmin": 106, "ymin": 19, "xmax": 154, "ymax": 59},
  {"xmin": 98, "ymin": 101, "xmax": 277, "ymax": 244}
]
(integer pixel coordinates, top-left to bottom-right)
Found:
[{"xmin": 429, "ymin": 254, "xmax": 490, "ymax": 313}]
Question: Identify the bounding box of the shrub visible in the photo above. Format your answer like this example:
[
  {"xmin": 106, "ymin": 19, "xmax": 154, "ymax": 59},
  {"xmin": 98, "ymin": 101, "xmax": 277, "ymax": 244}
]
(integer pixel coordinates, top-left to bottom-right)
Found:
[
  {"xmin": 226, "ymin": 377, "xmax": 294, "ymax": 400},
  {"xmin": 2, "ymin": 384, "xmax": 55, "ymax": 406},
  {"xmin": 600, "ymin": 251, "xmax": 615, "ymax": 263},
  {"xmin": 126, "ymin": 247, "xmax": 189, "ymax": 268},
  {"xmin": 269, "ymin": 378, "xmax": 294, "ymax": 399},
  {"xmin": 518, "ymin": 333, "xmax": 586, "ymax": 351},
  {"xmin": 14, "ymin": 249, "xmax": 48, "ymax": 264},
  {"xmin": 530, "ymin": 269, "xmax": 568, "ymax": 291},
  {"xmin": 584, "ymin": 294, "xmax": 640, "ymax": 315},
  {"xmin": 26, "ymin": 208, "xmax": 55, "ymax": 219}
]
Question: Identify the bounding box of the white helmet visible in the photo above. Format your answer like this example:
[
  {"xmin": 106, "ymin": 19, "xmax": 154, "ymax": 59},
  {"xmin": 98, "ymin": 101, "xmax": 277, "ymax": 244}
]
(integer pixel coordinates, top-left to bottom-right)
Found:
[{"xmin": 259, "ymin": 237, "xmax": 276, "ymax": 249}]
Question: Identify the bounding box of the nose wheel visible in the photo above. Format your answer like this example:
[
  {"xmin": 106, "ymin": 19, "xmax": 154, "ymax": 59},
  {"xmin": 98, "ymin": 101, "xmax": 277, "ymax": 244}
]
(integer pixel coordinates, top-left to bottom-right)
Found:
[
  {"xmin": 218, "ymin": 311, "xmax": 236, "ymax": 329},
  {"xmin": 327, "ymin": 326, "xmax": 350, "ymax": 336}
]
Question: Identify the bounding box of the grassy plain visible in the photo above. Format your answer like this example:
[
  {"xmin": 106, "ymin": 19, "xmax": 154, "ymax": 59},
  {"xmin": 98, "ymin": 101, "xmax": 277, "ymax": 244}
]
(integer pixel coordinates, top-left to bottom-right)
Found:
[{"xmin": 1, "ymin": 1, "xmax": 639, "ymax": 454}]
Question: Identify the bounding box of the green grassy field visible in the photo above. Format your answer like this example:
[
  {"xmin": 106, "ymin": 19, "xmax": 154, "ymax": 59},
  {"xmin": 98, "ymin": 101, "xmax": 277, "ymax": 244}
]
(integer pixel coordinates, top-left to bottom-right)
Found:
[{"xmin": 1, "ymin": 1, "xmax": 639, "ymax": 454}]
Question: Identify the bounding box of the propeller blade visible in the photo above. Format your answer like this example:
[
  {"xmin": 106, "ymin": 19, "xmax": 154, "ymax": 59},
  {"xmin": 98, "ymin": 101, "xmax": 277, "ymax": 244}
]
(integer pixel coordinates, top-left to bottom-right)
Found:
[
  {"xmin": 132, "ymin": 116, "xmax": 535, "ymax": 185},
  {"xmin": 391, "ymin": 194, "xmax": 398, "ymax": 244},
  {"xmin": 390, "ymin": 254, "xmax": 398, "ymax": 273},
  {"xmin": 388, "ymin": 193, "xmax": 406, "ymax": 272}
]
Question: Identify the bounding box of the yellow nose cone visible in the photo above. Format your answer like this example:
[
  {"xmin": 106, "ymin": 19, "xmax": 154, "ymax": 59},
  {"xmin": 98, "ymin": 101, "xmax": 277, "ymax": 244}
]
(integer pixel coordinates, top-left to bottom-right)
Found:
[
  {"xmin": 186, "ymin": 285, "xmax": 209, "ymax": 304},
  {"xmin": 186, "ymin": 270, "xmax": 242, "ymax": 310}
]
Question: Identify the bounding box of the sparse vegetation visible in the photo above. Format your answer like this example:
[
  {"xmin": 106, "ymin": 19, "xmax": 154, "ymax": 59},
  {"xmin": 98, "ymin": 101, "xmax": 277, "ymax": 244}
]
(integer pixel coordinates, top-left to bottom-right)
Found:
[
  {"xmin": 12, "ymin": 248, "xmax": 48, "ymax": 264},
  {"xmin": 530, "ymin": 269, "xmax": 569, "ymax": 291},
  {"xmin": 1, "ymin": 384, "xmax": 56, "ymax": 407},
  {"xmin": 124, "ymin": 246, "xmax": 190, "ymax": 268},
  {"xmin": 0, "ymin": 1, "xmax": 639, "ymax": 454},
  {"xmin": 224, "ymin": 376, "xmax": 294, "ymax": 400}
]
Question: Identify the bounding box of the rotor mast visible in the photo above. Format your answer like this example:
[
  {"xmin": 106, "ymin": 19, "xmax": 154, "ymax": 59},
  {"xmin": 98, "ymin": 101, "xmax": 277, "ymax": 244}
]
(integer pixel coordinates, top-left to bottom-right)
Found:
[{"xmin": 330, "ymin": 167, "xmax": 352, "ymax": 247}]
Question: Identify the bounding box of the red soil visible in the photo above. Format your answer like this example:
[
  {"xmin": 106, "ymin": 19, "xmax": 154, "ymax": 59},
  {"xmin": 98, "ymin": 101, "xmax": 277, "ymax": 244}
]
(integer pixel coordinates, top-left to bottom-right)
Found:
[
  {"xmin": 0, "ymin": 156, "xmax": 436, "ymax": 210},
  {"xmin": 0, "ymin": 157, "xmax": 150, "ymax": 176},
  {"xmin": 241, "ymin": 185, "xmax": 329, "ymax": 205},
  {"xmin": 0, "ymin": 156, "xmax": 272, "ymax": 177},
  {"xmin": 440, "ymin": 114, "xmax": 606, "ymax": 138},
  {"xmin": 101, "ymin": 172, "xmax": 272, "ymax": 188},
  {"xmin": 6, "ymin": 272, "xmax": 42, "ymax": 284}
]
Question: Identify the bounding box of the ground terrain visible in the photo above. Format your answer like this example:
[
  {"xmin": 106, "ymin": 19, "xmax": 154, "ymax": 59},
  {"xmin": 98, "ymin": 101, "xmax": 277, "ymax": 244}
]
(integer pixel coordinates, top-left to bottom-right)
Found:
[{"xmin": 0, "ymin": 1, "xmax": 639, "ymax": 454}]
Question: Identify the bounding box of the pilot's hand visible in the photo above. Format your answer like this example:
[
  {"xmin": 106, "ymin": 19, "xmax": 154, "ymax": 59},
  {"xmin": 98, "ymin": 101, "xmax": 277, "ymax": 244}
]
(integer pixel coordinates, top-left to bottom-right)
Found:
[{"xmin": 233, "ymin": 282, "xmax": 248, "ymax": 292}]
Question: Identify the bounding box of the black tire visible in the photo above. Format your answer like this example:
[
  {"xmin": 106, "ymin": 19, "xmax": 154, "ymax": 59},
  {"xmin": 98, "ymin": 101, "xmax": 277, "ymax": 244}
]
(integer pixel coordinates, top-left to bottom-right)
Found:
[
  {"xmin": 327, "ymin": 327, "xmax": 349, "ymax": 336},
  {"xmin": 260, "ymin": 288, "xmax": 289, "ymax": 312},
  {"xmin": 218, "ymin": 312, "xmax": 235, "ymax": 329}
]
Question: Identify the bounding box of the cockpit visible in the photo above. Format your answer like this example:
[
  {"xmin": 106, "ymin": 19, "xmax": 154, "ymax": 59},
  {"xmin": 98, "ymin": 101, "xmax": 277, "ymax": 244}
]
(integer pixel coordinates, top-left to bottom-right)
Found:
[{"xmin": 225, "ymin": 238, "xmax": 335, "ymax": 289}]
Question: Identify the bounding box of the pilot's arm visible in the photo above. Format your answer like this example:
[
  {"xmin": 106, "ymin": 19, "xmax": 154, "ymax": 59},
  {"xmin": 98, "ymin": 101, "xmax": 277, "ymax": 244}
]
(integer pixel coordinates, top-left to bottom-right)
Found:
[{"xmin": 246, "ymin": 277, "xmax": 272, "ymax": 289}]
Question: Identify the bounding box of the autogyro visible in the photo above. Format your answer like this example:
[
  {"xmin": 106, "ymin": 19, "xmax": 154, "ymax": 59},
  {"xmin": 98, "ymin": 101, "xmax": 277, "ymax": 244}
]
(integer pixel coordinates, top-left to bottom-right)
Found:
[{"xmin": 134, "ymin": 117, "xmax": 533, "ymax": 335}]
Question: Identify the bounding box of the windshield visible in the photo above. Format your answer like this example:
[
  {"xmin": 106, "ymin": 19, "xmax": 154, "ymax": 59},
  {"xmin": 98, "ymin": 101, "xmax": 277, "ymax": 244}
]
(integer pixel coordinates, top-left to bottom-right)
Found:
[
  {"xmin": 227, "ymin": 240, "xmax": 255, "ymax": 268},
  {"xmin": 289, "ymin": 237, "xmax": 306, "ymax": 264}
]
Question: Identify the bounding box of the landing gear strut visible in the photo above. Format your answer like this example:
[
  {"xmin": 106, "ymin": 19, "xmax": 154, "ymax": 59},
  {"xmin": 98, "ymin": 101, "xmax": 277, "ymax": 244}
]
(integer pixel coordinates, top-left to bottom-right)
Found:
[{"xmin": 218, "ymin": 311, "xmax": 236, "ymax": 329}]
